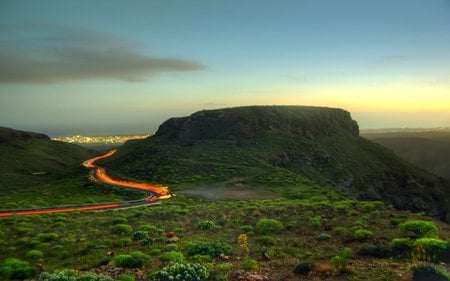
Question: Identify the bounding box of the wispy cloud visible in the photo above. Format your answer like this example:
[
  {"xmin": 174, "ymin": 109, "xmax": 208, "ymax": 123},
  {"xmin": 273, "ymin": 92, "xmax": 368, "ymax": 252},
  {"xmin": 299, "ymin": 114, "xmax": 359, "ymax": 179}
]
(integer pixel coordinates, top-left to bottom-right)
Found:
[{"xmin": 0, "ymin": 23, "xmax": 205, "ymax": 84}]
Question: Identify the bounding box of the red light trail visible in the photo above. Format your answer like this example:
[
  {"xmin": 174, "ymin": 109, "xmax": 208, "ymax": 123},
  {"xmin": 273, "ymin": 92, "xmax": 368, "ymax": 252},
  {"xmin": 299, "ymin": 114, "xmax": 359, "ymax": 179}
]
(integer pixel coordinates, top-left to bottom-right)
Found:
[{"xmin": 0, "ymin": 149, "xmax": 171, "ymax": 217}]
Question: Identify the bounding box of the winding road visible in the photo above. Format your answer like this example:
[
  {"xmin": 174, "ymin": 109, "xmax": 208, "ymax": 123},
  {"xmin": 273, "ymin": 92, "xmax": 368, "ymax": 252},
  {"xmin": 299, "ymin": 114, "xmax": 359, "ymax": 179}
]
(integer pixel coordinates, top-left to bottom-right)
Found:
[{"xmin": 0, "ymin": 150, "xmax": 171, "ymax": 217}]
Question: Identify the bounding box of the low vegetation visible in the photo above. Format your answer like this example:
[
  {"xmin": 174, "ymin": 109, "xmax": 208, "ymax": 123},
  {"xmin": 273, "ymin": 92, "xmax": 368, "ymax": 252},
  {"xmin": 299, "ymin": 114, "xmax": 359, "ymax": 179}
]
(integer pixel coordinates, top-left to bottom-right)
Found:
[{"xmin": 1, "ymin": 195, "xmax": 449, "ymax": 280}]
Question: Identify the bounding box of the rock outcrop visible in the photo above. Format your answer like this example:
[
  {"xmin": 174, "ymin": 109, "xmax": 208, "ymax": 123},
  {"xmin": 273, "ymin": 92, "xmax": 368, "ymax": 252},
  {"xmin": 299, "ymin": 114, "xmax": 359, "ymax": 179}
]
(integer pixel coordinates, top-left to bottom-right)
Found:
[{"xmin": 156, "ymin": 106, "xmax": 359, "ymax": 141}]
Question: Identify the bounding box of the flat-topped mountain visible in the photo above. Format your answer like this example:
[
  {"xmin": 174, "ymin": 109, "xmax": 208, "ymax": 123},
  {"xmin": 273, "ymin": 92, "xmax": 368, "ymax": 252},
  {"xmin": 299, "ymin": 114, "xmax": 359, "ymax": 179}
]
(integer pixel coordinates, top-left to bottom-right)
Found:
[
  {"xmin": 156, "ymin": 106, "xmax": 359, "ymax": 140},
  {"xmin": 104, "ymin": 106, "xmax": 450, "ymax": 221}
]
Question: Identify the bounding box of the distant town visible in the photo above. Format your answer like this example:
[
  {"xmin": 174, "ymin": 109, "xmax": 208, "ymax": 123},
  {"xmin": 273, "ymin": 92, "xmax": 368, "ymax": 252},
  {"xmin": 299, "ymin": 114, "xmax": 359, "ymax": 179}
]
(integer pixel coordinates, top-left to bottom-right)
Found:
[{"xmin": 52, "ymin": 134, "xmax": 150, "ymax": 145}]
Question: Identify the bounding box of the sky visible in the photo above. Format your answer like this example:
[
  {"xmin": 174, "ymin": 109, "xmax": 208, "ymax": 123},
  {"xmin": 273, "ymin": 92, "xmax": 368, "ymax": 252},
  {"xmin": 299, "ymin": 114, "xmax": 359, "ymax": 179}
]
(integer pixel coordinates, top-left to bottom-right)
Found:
[{"xmin": 0, "ymin": 0, "xmax": 449, "ymax": 136}]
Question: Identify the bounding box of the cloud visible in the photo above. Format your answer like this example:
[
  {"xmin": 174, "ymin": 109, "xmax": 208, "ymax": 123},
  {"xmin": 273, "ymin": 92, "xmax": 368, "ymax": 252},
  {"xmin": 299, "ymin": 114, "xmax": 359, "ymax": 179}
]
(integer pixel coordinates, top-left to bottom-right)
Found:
[{"xmin": 0, "ymin": 23, "xmax": 205, "ymax": 83}]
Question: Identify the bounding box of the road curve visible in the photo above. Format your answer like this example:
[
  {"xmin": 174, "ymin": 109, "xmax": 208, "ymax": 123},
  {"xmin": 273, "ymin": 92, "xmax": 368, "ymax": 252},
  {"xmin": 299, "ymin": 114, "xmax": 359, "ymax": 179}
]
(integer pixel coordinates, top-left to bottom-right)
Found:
[{"xmin": 0, "ymin": 149, "xmax": 171, "ymax": 217}]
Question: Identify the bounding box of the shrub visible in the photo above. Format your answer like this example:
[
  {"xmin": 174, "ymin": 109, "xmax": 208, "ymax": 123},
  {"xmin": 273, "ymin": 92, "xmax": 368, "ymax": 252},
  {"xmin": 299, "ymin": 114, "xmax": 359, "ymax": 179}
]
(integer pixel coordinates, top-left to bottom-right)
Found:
[
  {"xmin": 354, "ymin": 229, "xmax": 373, "ymax": 240},
  {"xmin": 241, "ymin": 259, "xmax": 258, "ymax": 271},
  {"xmin": 360, "ymin": 201, "xmax": 382, "ymax": 212},
  {"xmin": 118, "ymin": 273, "xmax": 135, "ymax": 281},
  {"xmin": 140, "ymin": 237, "xmax": 156, "ymax": 246},
  {"xmin": 357, "ymin": 244, "xmax": 392, "ymax": 258},
  {"xmin": 390, "ymin": 238, "xmax": 414, "ymax": 258},
  {"xmin": 165, "ymin": 244, "xmax": 178, "ymax": 251},
  {"xmin": 213, "ymin": 263, "xmax": 233, "ymax": 281},
  {"xmin": 149, "ymin": 263, "xmax": 209, "ymax": 281},
  {"xmin": 255, "ymin": 236, "xmax": 278, "ymax": 246},
  {"xmin": 38, "ymin": 269, "xmax": 113, "ymax": 281},
  {"xmin": 186, "ymin": 241, "xmax": 234, "ymax": 258},
  {"xmin": 399, "ymin": 220, "xmax": 438, "ymax": 238},
  {"xmin": 330, "ymin": 248, "xmax": 351, "ymax": 273},
  {"xmin": 390, "ymin": 218, "xmax": 403, "ymax": 226},
  {"xmin": 36, "ymin": 232, "xmax": 59, "ymax": 242},
  {"xmin": 140, "ymin": 224, "xmax": 158, "ymax": 233},
  {"xmin": 317, "ymin": 233, "xmax": 331, "ymax": 241},
  {"xmin": 333, "ymin": 226, "xmax": 352, "ymax": 239},
  {"xmin": 412, "ymin": 264, "xmax": 450, "ymax": 281},
  {"xmin": 293, "ymin": 262, "xmax": 313, "ymax": 275},
  {"xmin": 132, "ymin": 231, "xmax": 148, "ymax": 241},
  {"xmin": 118, "ymin": 238, "xmax": 132, "ymax": 248},
  {"xmin": 114, "ymin": 251, "xmax": 150, "ymax": 268},
  {"xmin": 112, "ymin": 217, "xmax": 128, "ymax": 225},
  {"xmin": 111, "ymin": 224, "xmax": 133, "ymax": 235},
  {"xmin": 0, "ymin": 258, "xmax": 37, "ymax": 280},
  {"xmin": 309, "ymin": 216, "xmax": 322, "ymax": 228},
  {"xmin": 414, "ymin": 238, "xmax": 449, "ymax": 262},
  {"xmin": 198, "ymin": 220, "xmax": 216, "ymax": 230},
  {"xmin": 239, "ymin": 225, "xmax": 254, "ymax": 233},
  {"xmin": 26, "ymin": 249, "xmax": 44, "ymax": 260},
  {"xmin": 159, "ymin": 251, "xmax": 185, "ymax": 264},
  {"xmin": 255, "ymin": 219, "xmax": 283, "ymax": 234}
]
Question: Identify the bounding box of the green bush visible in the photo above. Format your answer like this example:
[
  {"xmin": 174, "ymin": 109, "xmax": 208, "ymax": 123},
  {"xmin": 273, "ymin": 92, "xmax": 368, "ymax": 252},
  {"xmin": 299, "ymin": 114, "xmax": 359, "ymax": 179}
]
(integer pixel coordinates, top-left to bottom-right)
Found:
[
  {"xmin": 38, "ymin": 269, "xmax": 113, "ymax": 281},
  {"xmin": 118, "ymin": 273, "xmax": 135, "ymax": 281},
  {"xmin": 317, "ymin": 233, "xmax": 331, "ymax": 241},
  {"xmin": 118, "ymin": 238, "xmax": 132, "ymax": 248},
  {"xmin": 112, "ymin": 217, "xmax": 128, "ymax": 225},
  {"xmin": 333, "ymin": 226, "xmax": 352, "ymax": 239},
  {"xmin": 213, "ymin": 263, "xmax": 233, "ymax": 281},
  {"xmin": 185, "ymin": 241, "xmax": 234, "ymax": 258},
  {"xmin": 36, "ymin": 232, "xmax": 59, "ymax": 242},
  {"xmin": 399, "ymin": 220, "xmax": 438, "ymax": 238},
  {"xmin": 357, "ymin": 244, "xmax": 392, "ymax": 258},
  {"xmin": 331, "ymin": 248, "xmax": 351, "ymax": 273},
  {"xmin": 309, "ymin": 216, "xmax": 322, "ymax": 228},
  {"xmin": 255, "ymin": 219, "xmax": 283, "ymax": 234},
  {"xmin": 132, "ymin": 231, "xmax": 148, "ymax": 241},
  {"xmin": 412, "ymin": 264, "xmax": 450, "ymax": 281},
  {"xmin": 293, "ymin": 262, "xmax": 313, "ymax": 275},
  {"xmin": 149, "ymin": 263, "xmax": 209, "ymax": 281},
  {"xmin": 354, "ymin": 229, "xmax": 373, "ymax": 240},
  {"xmin": 140, "ymin": 237, "xmax": 156, "ymax": 246},
  {"xmin": 239, "ymin": 225, "xmax": 254, "ymax": 233},
  {"xmin": 111, "ymin": 224, "xmax": 133, "ymax": 235},
  {"xmin": 159, "ymin": 251, "xmax": 185, "ymax": 264},
  {"xmin": 414, "ymin": 238, "xmax": 449, "ymax": 262},
  {"xmin": 390, "ymin": 238, "xmax": 414, "ymax": 258},
  {"xmin": 198, "ymin": 220, "xmax": 216, "ymax": 230},
  {"xmin": 26, "ymin": 249, "xmax": 44, "ymax": 260},
  {"xmin": 241, "ymin": 259, "xmax": 258, "ymax": 271},
  {"xmin": 255, "ymin": 235, "xmax": 278, "ymax": 245},
  {"xmin": 0, "ymin": 258, "xmax": 37, "ymax": 280},
  {"xmin": 139, "ymin": 224, "xmax": 158, "ymax": 233},
  {"xmin": 114, "ymin": 251, "xmax": 150, "ymax": 268}
]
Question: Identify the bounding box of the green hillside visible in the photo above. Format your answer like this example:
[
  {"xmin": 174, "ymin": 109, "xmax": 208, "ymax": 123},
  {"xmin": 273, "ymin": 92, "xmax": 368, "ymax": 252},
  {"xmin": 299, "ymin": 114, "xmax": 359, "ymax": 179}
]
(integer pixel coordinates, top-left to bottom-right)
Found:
[
  {"xmin": 0, "ymin": 127, "xmax": 142, "ymax": 208},
  {"xmin": 102, "ymin": 106, "xmax": 450, "ymax": 222},
  {"xmin": 363, "ymin": 131, "xmax": 450, "ymax": 180}
]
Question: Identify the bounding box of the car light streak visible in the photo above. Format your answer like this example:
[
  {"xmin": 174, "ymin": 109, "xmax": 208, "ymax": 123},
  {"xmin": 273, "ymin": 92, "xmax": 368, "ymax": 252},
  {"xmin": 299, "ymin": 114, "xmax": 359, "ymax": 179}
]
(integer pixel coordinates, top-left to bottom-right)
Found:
[{"xmin": 0, "ymin": 149, "xmax": 171, "ymax": 217}]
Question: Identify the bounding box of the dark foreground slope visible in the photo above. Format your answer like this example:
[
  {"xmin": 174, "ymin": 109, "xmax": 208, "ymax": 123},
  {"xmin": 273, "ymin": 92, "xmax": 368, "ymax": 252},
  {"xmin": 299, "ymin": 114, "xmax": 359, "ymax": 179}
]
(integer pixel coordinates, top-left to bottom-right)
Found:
[{"xmin": 104, "ymin": 106, "xmax": 450, "ymax": 221}]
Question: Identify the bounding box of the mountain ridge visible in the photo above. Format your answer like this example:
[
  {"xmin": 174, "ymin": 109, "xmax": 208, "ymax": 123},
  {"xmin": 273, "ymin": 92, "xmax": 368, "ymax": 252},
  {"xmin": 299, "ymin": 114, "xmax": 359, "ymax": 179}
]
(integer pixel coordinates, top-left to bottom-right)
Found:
[{"xmin": 100, "ymin": 106, "xmax": 449, "ymax": 221}]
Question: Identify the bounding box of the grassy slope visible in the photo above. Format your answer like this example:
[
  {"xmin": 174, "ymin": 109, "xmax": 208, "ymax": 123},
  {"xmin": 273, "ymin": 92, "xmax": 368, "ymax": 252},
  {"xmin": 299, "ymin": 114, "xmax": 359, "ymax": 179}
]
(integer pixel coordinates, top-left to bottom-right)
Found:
[
  {"xmin": 363, "ymin": 131, "xmax": 450, "ymax": 180},
  {"xmin": 0, "ymin": 129, "xmax": 143, "ymax": 208},
  {"xmin": 102, "ymin": 133, "xmax": 450, "ymax": 221}
]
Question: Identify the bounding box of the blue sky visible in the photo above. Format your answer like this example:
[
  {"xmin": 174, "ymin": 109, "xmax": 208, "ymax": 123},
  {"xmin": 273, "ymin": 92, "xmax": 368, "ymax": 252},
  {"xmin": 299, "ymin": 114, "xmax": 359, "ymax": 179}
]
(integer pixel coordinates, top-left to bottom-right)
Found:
[{"xmin": 0, "ymin": 0, "xmax": 449, "ymax": 135}]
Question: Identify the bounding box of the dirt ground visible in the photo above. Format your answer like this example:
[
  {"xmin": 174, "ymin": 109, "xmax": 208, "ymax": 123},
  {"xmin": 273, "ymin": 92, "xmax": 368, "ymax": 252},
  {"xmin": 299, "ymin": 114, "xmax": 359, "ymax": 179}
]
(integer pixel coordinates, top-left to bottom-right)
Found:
[{"xmin": 177, "ymin": 179, "xmax": 280, "ymax": 200}]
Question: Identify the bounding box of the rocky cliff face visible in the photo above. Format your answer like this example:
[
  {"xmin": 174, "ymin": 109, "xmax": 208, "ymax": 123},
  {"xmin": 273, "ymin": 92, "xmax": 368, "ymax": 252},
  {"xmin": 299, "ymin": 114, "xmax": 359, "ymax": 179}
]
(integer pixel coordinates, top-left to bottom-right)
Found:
[
  {"xmin": 0, "ymin": 127, "xmax": 49, "ymax": 143},
  {"xmin": 155, "ymin": 106, "xmax": 359, "ymax": 141}
]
